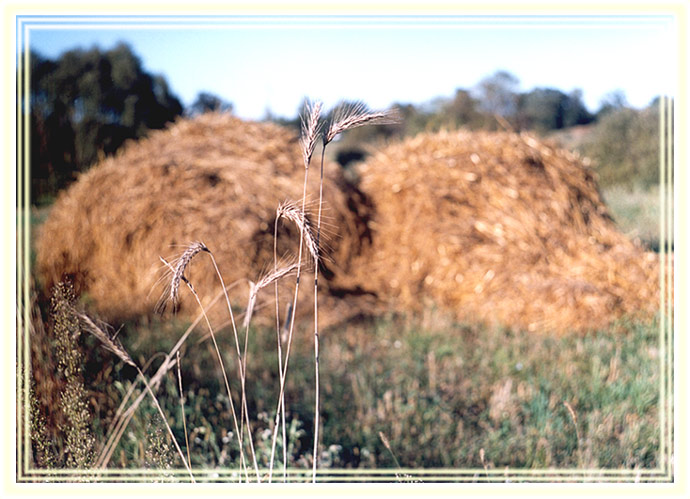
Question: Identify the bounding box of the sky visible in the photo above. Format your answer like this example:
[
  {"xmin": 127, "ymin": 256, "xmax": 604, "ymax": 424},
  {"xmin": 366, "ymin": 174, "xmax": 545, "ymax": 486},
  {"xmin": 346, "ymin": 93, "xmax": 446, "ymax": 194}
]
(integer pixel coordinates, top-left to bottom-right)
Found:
[{"xmin": 24, "ymin": 15, "xmax": 677, "ymax": 120}]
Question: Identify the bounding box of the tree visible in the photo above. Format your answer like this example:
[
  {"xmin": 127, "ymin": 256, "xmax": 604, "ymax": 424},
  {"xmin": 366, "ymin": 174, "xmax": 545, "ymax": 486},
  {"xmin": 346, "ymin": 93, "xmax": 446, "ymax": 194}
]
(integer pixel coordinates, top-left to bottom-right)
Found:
[
  {"xmin": 579, "ymin": 100, "xmax": 662, "ymax": 189},
  {"xmin": 596, "ymin": 90, "xmax": 629, "ymax": 118},
  {"xmin": 436, "ymin": 89, "xmax": 485, "ymax": 130},
  {"xmin": 187, "ymin": 91, "xmax": 233, "ymax": 116},
  {"xmin": 561, "ymin": 89, "xmax": 594, "ymax": 128},
  {"xmin": 475, "ymin": 70, "xmax": 520, "ymax": 124},
  {"xmin": 517, "ymin": 88, "xmax": 566, "ymax": 131},
  {"xmin": 516, "ymin": 88, "xmax": 593, "ymax": 132},
  {"xmin": 29, "ymin": 43, "xmax": 183, "ymax": 202}
]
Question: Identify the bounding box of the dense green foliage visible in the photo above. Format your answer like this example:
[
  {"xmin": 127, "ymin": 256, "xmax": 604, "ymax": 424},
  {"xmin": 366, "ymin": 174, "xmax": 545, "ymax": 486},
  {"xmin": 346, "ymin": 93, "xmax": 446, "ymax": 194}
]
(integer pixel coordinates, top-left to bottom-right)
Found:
[
  {"xmin": 29, "ymin": 44, "xmax": 183, "ymax": 204},
  {"xmin": 578, "ymin": 103, "xmax": 664, "ymax": 189}
]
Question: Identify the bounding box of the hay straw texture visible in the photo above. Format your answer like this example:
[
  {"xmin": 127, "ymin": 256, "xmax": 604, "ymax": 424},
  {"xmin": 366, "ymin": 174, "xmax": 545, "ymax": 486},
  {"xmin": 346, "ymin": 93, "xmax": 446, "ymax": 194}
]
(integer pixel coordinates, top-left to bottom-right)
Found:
[
  {"xmin": 36, "ymin": 113, "xmax": 373, "ymax": 327},
  {"xmin": 348, "ymin": 129, "xmax": 660, "ymax": 334}
]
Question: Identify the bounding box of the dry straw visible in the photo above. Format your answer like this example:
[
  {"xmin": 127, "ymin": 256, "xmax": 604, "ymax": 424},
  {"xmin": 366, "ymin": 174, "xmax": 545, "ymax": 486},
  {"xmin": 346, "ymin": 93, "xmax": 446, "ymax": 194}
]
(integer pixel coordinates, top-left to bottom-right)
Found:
[
  {"xmin": 36, "ymin": 112, "xmax": 660, "ymax": 335},
  {"xmin": 36, "ymin": 113, "xmax": 372, "ymax": 330},
  {"xmin": 347, "ymin": 129, "xmax": 661, "ymax": 334}
]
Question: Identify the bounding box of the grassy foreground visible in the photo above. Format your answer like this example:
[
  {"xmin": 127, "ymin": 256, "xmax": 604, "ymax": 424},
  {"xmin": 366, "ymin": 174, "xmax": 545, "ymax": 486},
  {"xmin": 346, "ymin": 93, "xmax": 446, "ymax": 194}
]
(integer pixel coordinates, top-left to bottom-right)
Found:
[{"xmin": 29, "ymin": 306, "xmax": 662, "ymax": 478}]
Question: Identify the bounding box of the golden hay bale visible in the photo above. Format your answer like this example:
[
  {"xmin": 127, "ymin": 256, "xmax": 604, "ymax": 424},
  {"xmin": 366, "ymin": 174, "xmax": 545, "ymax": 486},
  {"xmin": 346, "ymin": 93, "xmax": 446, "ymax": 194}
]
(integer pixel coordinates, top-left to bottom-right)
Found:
[
  {"xmin": 36, "ymin": 112, "xmax": 375, "ymax": 328},
  {"xmin": 347, "ymin": 129, "xmax": 661, "ymax": 334}
]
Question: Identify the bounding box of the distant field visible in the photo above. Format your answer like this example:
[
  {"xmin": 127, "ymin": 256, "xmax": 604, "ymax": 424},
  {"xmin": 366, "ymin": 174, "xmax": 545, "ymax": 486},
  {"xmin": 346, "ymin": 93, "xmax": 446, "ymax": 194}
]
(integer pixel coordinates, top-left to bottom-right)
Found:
[{"xmin": 602, "ymin": 185, "xmax": 669, "ymax": 252}]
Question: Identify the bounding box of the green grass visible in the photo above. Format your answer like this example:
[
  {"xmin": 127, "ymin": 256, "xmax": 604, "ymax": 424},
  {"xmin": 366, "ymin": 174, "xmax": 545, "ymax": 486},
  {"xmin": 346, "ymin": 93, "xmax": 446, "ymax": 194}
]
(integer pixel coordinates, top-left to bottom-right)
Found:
[
  {"xmin": 33, "ymin": 310, "xmax": 661, "ymax": 476},
  {"xmin": 602, "ymin": 185, "xmax": 670, "ymax": 252}
]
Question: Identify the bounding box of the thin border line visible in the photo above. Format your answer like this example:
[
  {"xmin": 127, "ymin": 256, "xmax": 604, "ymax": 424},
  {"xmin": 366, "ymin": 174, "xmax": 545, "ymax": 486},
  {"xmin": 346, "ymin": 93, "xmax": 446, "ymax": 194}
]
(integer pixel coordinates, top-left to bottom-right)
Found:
[
  {"xmin": 15, "ymin": 11, "xmax": 677, "ymax": 484},
  {"xmin": 665, "ymin": 94, "xmax": 675, "ymax": 480},
  {"xmin": 15, "ymin": 13, "xmax": 25, "ymax": 483},
  {"xmin": 659, "ymin": 93, "xmax": 666, "ymax": 474}
]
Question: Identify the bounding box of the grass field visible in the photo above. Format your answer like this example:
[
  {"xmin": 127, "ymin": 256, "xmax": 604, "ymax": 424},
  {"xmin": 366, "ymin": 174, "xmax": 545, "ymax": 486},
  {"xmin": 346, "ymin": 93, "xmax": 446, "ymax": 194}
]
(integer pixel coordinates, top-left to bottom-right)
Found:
[
  {"xmin": 602, "ymin": 185, "xmax": 670, "ymax": 252},
  {"xmin": 28, "ymin": 304, "xmax": 663, "ymax": 479}
]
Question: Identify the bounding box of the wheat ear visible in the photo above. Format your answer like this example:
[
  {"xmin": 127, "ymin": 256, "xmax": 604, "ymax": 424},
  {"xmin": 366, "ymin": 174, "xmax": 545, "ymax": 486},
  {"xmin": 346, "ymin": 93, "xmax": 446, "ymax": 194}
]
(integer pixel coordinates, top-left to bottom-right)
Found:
[
  {"xmin": 243, "ymin": 263, "xmax": 300, "ymax": 330},
  {"xmin": 324, "ymin": 101, "xmax": 400, "ymax": 145},
  {"xmin": 300, "ymin": 100, "xmax": 323, "ymax": 169},
  {"xmin": 277, "ymin": 200, "xmax": 319, "ymax": 264},
  {"xmin": 155, "ymin": 241, "xmax": 209, "ymax": 314}
]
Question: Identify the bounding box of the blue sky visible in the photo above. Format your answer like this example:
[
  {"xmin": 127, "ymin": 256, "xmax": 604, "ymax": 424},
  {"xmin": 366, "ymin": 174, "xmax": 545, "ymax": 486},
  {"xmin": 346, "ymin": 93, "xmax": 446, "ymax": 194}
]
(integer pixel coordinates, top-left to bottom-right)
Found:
[{"xmin": 25, "ymin": 15, "xmax": 676, "ymax": 120}]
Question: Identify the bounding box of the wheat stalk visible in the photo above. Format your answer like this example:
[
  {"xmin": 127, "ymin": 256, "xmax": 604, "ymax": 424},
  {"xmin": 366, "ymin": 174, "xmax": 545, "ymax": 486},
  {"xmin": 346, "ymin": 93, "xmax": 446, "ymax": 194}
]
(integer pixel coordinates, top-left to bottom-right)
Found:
[
  {"xmin": 75, "ymin": 311, "xmax": 195, "ymax": 482},
  {"xmin": 160, "ymin": 250, "xmax": 258, "ymax": 481},
  {"xmin": 97, "ymin": 284, "xmax": 237, "ymax": 470},
  {"xmin": 304, "ymin": 102, "xmax": 399, "ymax": 481},
  {"xmin": 176, "ymin": 351, "xmax": 192, "ymax": 469},
  {"xmin": 267, "ymin": 101, "xmax": 324, "ymax": 482}
]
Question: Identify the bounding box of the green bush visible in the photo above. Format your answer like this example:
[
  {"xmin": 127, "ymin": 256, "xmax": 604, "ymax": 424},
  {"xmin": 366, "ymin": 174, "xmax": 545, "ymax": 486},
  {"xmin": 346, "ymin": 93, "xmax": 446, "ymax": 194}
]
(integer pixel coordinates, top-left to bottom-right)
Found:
[{"xmin": 578, "ymin": 103, "xmax": 663, "ymax": 189}]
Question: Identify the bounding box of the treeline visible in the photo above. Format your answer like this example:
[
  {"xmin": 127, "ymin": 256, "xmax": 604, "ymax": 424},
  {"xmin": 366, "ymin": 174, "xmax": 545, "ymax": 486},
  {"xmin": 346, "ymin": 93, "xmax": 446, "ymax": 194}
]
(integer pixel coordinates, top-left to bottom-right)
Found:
[
  {"xmin": 26, "ymin": 43, "xmax": 665, "ymax": 205},
  {"xmin": 398, "ymin": 70, "xmax": 596, "ymax": 135},
  {"xmin": 29, "ymin": 43, "xmax": 182, "ymax": 203},
  {"xmin": 317, "ymin": 71, "xmax": 665, "ymax": 190},
  {"xmin": 27, "ymin": 43, "xmax": 232, "ymax": 204}
]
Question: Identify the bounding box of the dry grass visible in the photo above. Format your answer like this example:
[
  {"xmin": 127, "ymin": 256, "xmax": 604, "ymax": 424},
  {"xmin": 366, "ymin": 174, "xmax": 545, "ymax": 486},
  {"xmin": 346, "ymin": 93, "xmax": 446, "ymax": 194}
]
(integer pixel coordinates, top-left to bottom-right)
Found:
[
  {"xmin": 35, "ymin": 112, "xmax": 374, "ymax": 330},
  {"xmin": 35, "ymin": 114, "xmax": 663, "ymax": 335},
  {"xmin": 347, "ymin": 129, "xmax": 661, "ymax": 334}
]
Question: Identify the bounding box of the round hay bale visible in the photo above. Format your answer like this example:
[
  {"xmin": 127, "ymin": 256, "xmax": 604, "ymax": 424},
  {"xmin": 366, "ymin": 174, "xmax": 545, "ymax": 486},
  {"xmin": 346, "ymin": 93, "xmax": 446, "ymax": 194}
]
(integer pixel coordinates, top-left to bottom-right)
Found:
[
  {"xmin": 36, "ymin": 112, "xmax": 375, "ymax": 329},
  {"xmin": 348, "ymin": 129, "xmax": 661, "ymax": 334}
]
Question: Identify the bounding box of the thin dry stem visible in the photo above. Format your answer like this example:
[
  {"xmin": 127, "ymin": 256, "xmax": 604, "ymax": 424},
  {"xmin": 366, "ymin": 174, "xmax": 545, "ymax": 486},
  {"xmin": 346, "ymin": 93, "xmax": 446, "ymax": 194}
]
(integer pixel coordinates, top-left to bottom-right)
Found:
[
  {"xmin": 97, "ymin": 285, "xmax": 234, "ymax": 469},
  {"xmin": 564, "ymin": 401, "xmax": 582, "ymax": 444},
  {"xmin": 176, "ymin": 351, "xmax": 192, "ymax": 469},
  {"xmin": 204, "ymin": 252, "xmax": 261, "ymax": 482},
  {"xmin": 160, "ymin": 252, "xmax": 256, "ymax": 481},
  {"xmin": 268, "ymin": 127, "xmax": 313, "ymax": 481},
  {"xmin": 183, "ymin": 273, "xmax": 254, "ymax": 481},
  {"xmin": 311, "ymin": 146, "xmax": 329, "ymax": 482},
  {"xmin": 75, "ymin": 311, "xmax": 194, "ymax": 481},
  {"xmin": 135, "ymin": 365, "xmax": 195, "ymax": 482},
  {"xmin": 269, "ymin": 217, "xmax": 288, "ymax": 483}
]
